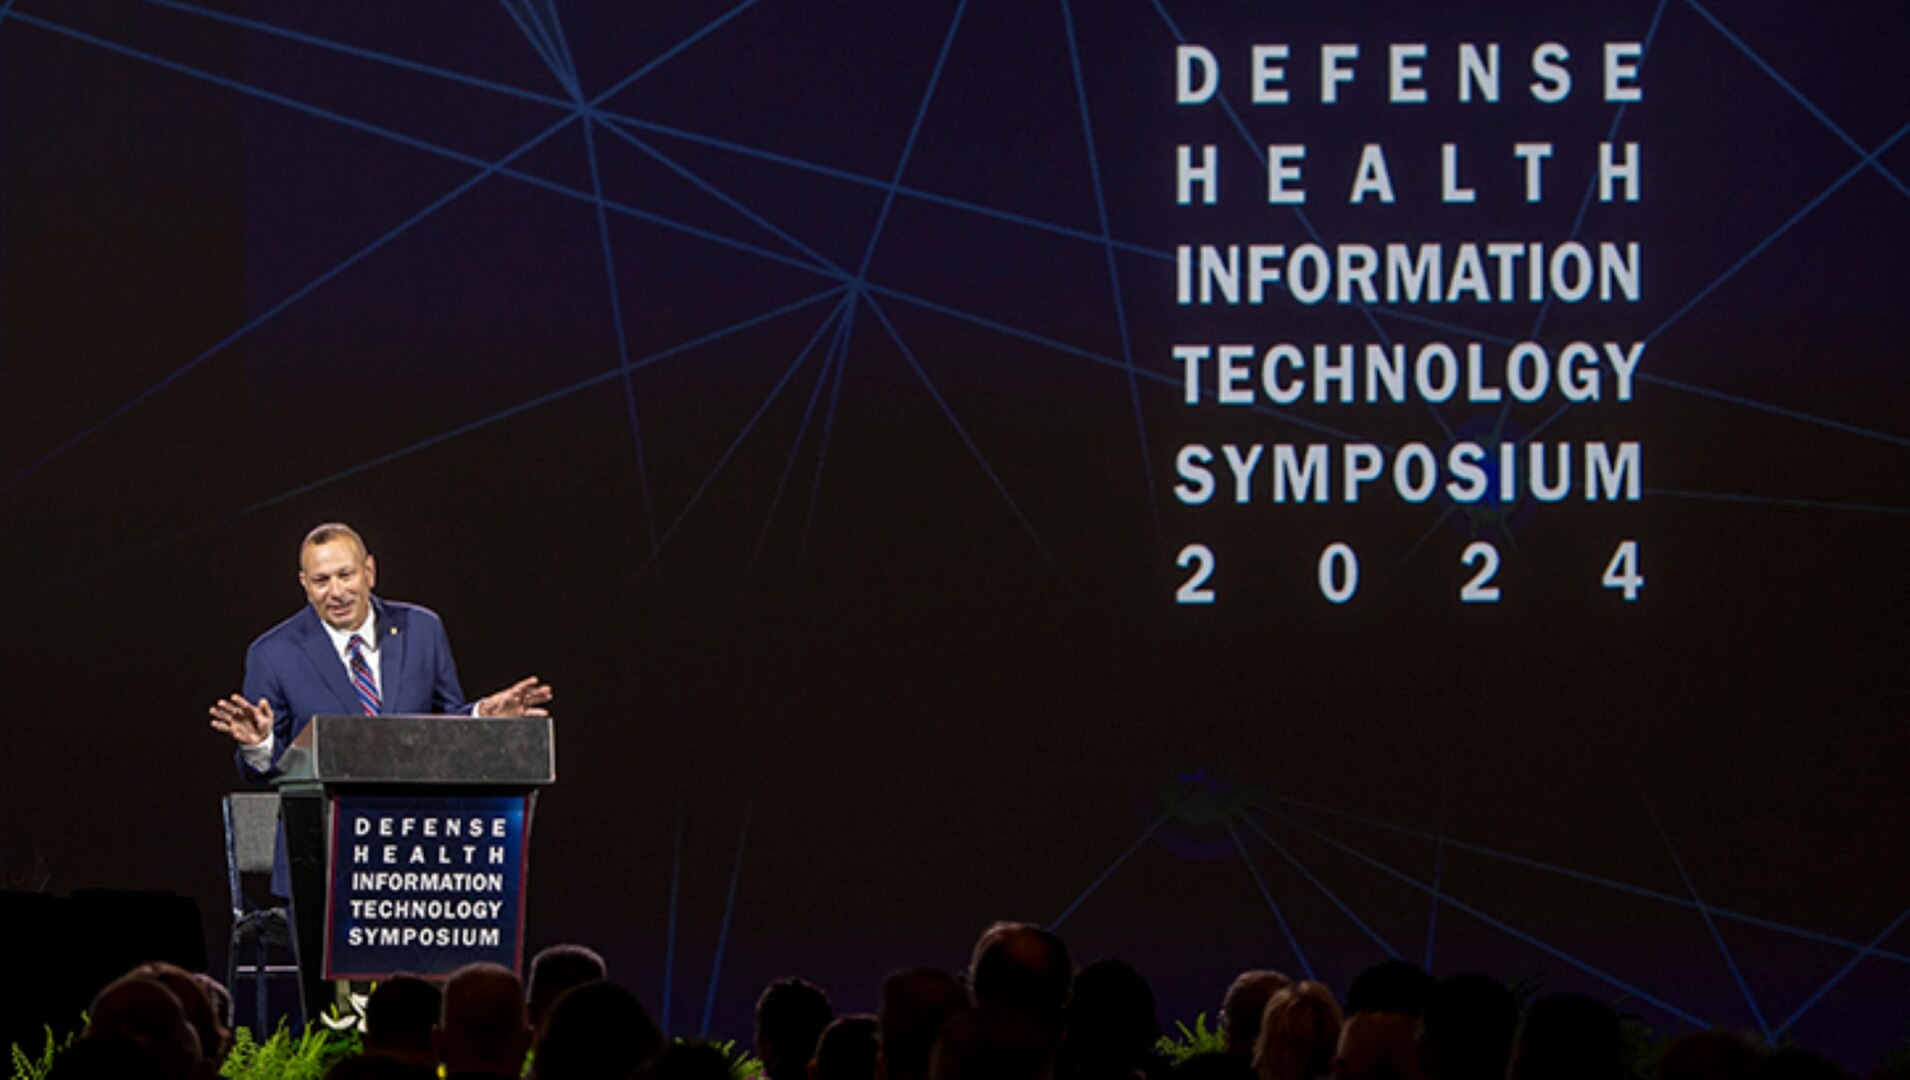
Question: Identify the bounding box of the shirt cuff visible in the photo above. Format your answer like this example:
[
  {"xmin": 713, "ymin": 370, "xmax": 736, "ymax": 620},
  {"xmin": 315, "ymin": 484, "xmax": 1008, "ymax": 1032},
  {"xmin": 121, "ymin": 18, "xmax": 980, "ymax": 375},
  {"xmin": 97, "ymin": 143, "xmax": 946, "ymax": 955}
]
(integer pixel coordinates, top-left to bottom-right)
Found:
[{"xmin": 240, "ymin": 733, "xmax": 275, "ymax": 770}]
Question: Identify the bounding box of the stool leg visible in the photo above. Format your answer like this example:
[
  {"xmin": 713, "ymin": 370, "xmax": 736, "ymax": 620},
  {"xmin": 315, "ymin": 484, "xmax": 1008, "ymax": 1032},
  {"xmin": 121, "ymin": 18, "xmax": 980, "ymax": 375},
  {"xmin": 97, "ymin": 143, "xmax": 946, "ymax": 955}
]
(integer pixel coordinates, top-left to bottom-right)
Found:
[{"xmin": 227, "ymin": 922, "xmax": 243, "ymax": 1031}]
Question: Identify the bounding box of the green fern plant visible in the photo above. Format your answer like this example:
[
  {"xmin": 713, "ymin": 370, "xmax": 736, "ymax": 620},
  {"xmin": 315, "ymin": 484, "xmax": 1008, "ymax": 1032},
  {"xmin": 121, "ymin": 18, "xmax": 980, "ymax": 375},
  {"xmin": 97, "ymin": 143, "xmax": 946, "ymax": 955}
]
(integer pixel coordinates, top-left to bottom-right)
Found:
[
  {"xmin": 687, "ymin": 1037, "xmax": 762, "ymax": 1080},
  {"xmin": 8, "ymin": 1024, "xmax": 75, "ymax": 1080},
  {"xmin": 219, "ymin": 1021, "xmax": 360, "ymax": 1080},
  {"xmin": 1155, "ymin": 1012, "xmax": 1227, "ymax": 1064}
]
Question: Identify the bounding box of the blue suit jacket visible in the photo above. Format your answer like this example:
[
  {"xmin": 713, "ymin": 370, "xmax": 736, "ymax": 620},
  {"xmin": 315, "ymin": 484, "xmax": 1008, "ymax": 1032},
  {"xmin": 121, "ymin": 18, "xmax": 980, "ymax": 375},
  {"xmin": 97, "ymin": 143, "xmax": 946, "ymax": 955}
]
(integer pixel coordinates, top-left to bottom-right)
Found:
[
  {"xmin": 235, "ymin": 596, "xmax": 470, "ymax": 782},
  {"xmin": 236, "ymin": 598, "xmax": 470, "ymax": 896}
]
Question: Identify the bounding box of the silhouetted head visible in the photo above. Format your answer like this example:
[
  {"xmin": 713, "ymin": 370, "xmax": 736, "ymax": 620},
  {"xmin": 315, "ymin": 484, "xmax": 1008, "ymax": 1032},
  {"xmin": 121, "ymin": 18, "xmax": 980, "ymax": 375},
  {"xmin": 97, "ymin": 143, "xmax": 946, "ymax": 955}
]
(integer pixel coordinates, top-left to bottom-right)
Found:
[
  {"xmin": 1334, "ymin": 1011, "xmax": 1425, "ymax": 1080},
  {"xmin": 1345, "ymin": 961, "xmax": 1437, "ymax": 1018},
  {"xmin": 1065, "ymin": 959, "xmax": 1160, "ymax": 1076},
  {"xmin": 1507, "ymin": 993, "xmax": 1621, "ymax": 1080},
  {"xmin": 1418, "ymin": 973, "xmax": 1516, "ymax": 1080},
  {"xmin": 47, "ymin": 1031, "xmax": 170, "ymax": 1080},
  {"xmin": 532, "ymin": 980, "xmax": 663, "ymax": 1079},
  {"xmin": 968, "ymin": 921, "xmax": 1072, "ymax": 1041},
  {"xmin": 809, "ymin": 1014, "xmax": 877, "ymax": 1080},
  {"xmin": 1252, "ymin": 980, "xmax": 1341, "ymax": 1080},
  {"xmin": 434, "ymin": 963, "xmax": 531, "ymax": 1077},
  {"xmin": 324, "ymin": 1055, "xmax": 437, "ymax": 1080},
  {"xmin": 192, "ymin": 974, "xmax": 235, "ymax": 1054},
  {"xmin": 1753, "ymin": 1049, "xmax": 1852, "ymax": 1080},
  {"xmin": 1173, "ymin": 1053, "xmax": 1256, "ymax": 1080},
  {"xmin": 84, "ymin": 974, "xmax": 201, "ymax": 1079},
  {"xmin": 1220, "ymin": 970, "xmax": 1292, "ymax": 1058},
  {"xmin": 129, "ymin": 962, "xmax": 226, "ymax": 1065},
  {"xmin": 650, "ymin": 1042, "xmax": 736, "ymax": 1080},
  {"xmin": 879, "ymin": 968, "xmax": 972, "ymax": 1080},
  {"xmin": 527, "ymin": 944, "xmax": 608, "ymax": 1030},
  {"xmin": 928, "ymin": 1004, "xmax": 1054, "ymax": 1080},
  {"xmin": 363, "ymin": 975, "xmax": 442, "ymax": 1068},
  {"xmin": 756, "ymin": 978, "xmax": 835, "ymax": 1080}
]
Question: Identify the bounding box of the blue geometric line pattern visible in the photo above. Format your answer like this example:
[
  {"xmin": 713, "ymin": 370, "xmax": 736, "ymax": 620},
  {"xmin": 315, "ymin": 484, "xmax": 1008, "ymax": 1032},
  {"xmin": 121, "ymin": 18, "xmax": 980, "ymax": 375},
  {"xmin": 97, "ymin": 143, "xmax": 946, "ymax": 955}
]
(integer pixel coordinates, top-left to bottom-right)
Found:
[
  {"xmin": 632, "ymin": 292, "xmax": 852, "ymax": 581},
  {"xmin": 1058, "ymin": 0, "xmax": 1161, "ymax": 561},
  {"xmin": 867, "ymin": 297, "xmax": 1061, "ymax": 573},
  {"xmin": 581, "ymin": 115, "xmax": 663, "ymax": 560},
  {"xmin": 855, "ymin": 0, "xmax": 969, "ymax": 284},
  {"xmin": 1245, "ymin": 799, "xmax": 1713, "ymax": 1028},
  {"xmin": 1424, "ymin": 795, "xmax": 1449, "ymax": 972},
  {"xmin": 1260, "ymin": 793, "xmax": 1910, "ymax": 966},
  {"xmin": 1237, "ymin": 813, "xmax": 1398, "ymax": 962},
  {"xmin": 1644, "ymin": 124, "xmax": 1910, "ymax": 348},
  {"xmin": 1224, "ymin": 822, "xmax": 1315, "ymax": 982},
  {"xmin": 1777, "ymin": 908, "xmax": 1910, "ymax": 1037},
  {"xmin": 593, "ymin": 117, "xmax": 848, "ymax": 278},
  {"xmin": 1645, "ymin": 798, "xmax": 1771, "ymax": 1042},
  {"xmin": 741, "ymin": 305, "xmax": 846, "ymax": 589},
  {"xmin": 700, "ymin": 797, "xmax": 754, "ymax": 1038},
  {"xmin": 1682, "ymin": 0, "xmax": 1907, "ymax": 198},
  {"xmin": 586, "ymin": 112, "xmax": 1176, "ymax": 262},
  {"xmin": 139, "ymin": 0, "xmax": 571, "ymax": 105},
  {"xmin": 43, "ymin": 287, "xmax": 847, "ymax": 587},
  {"xmin": 495, "ymin": 0, "xmax": 571, "ymax": 95},
  {"xmin": 0, "ymin": 9, "xmax": 834, "ymax": 487},
  {"xmin": 661, "ymin": 787, "xmax": 688, "ymax": 1036},
  {"xmin": 797, "ymin": 297, "xmax": 859, "ymax": 570},
  {"xmin": 1049, "ymin": 809, "xmax": 1175, "ymax": 932}
]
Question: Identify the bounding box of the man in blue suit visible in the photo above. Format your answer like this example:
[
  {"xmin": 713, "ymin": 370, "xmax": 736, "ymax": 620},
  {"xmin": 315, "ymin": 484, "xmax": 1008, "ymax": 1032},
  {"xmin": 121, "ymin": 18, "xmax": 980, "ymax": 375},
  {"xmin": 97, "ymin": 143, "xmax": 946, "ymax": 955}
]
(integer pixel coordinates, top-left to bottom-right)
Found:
[
  {"xmin": 208, "ymin": 522, "xmax": 553, "ymax": 780},
  {"xmin": 210, "ymin": 523, "xmax": 553, "ymax": 1014}
]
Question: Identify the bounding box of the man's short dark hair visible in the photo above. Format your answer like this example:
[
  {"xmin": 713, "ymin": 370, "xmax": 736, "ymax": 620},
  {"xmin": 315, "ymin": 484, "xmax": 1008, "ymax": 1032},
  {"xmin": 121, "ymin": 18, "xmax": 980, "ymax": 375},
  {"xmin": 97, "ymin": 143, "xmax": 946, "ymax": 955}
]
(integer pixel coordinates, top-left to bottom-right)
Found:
[
  {"xmin": 363, "ymin": 975, "xmax": 441, "ymax": 1062},
  {"xmin": 1508, "ymin": 992, "xmax": 1621, "ymax": 1080},
  {"xmin": 878, "ymin": 968, "xmax": 971, "ymax": 1080},
  {"xmin": 927, "ymin": 1004, "xmax": 1053, "ymax": 1080},
  {"xmin": 1219, "ymin": 969, "xmax": 1291, "ymax": 1057},
  {"xmin": 527, "ymin": 943, "xmax": 607, "ymax": 1028},
  {"xmin": 1065, "ymin": 959, "xmax": 1159, "ymax": 1073},
  {"xmin": 754, "ymin": 977, "xmax": 834, "ymax": 1080},
  {"xmin": 810, "ymin": 1014, "xmax": 877, "ymax": 1080},
  {"xmin": 302, "ymin": 522, "xmax": 368, "ymax": 561},
  {"xmin": 1344, "ymin": 959, "xmax": 1437, "ymax": 1017},
  {"xmin": 533, "ymin": 980, "xmax": 663, "ymax": 1079},
  {"xmin": 436, "ymin": 962, "xmax": 530, "ymax": 1075},
  {"xmin": 1419, "ymin": 973, "xmax": 1517, "ymax": 1080},
  {"xmin": 967, "ymin": 921, "xmax": 1071, "ymax": 1039}
]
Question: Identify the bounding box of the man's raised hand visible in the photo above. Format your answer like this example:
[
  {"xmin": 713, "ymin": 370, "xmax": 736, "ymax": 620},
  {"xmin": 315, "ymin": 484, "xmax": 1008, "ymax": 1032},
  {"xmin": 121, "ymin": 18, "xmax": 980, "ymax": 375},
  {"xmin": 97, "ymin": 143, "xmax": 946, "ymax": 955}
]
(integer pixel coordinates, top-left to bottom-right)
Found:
[
  {"xmin": 477, "ymin": 677, "xmax": 554, "ymax": 718},
  {"xmin": 209, "ymin": 694, "xmax": 274, "ymax": 746}
]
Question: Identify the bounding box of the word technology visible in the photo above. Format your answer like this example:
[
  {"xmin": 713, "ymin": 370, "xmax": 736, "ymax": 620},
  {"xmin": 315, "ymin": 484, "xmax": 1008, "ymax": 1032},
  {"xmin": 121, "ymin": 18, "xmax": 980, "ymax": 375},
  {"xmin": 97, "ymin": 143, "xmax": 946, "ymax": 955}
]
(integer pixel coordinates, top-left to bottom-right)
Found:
[{"xmin": 1171, "ymin": 340, "xmax": 1644, "ymax": 406}]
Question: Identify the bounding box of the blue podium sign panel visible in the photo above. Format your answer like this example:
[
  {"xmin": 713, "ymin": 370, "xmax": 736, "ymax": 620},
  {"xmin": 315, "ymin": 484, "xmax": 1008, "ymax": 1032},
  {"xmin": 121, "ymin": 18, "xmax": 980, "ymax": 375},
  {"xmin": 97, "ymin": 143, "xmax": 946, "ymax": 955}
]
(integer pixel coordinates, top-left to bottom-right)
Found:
[{"xmin": 324, "ymin": 793, "xmax": 531, "ymax": 979}]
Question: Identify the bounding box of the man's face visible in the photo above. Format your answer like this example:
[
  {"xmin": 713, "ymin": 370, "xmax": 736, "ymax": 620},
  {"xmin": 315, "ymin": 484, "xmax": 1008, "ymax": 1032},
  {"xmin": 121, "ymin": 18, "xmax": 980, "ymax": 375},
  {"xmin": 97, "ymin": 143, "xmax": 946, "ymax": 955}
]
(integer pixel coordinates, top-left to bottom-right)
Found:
[{"xmin": 300, "ymin": 538, "xmax": 377, "ymax": 631}]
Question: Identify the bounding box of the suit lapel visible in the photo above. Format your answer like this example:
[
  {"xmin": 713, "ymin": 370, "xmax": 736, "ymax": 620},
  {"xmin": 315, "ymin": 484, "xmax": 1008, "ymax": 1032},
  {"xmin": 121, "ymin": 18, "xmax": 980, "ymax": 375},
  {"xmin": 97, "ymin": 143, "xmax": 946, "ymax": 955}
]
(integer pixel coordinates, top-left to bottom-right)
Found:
[
  {"xmin": 378, "ymin": 599, "xmax": 406, "ymax": 714},
  {"xmin": 297, "ymin": 608, "xmax": 362, "ymax": 715}
]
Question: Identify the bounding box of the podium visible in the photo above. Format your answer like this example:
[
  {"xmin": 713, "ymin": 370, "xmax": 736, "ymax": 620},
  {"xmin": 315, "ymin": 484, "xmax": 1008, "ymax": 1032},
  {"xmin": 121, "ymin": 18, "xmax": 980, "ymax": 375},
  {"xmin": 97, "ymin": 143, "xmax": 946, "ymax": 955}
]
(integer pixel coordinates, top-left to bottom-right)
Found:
[{"xmin": 273, "ymin": 714, "xmax": 554, "ymax": 1021}]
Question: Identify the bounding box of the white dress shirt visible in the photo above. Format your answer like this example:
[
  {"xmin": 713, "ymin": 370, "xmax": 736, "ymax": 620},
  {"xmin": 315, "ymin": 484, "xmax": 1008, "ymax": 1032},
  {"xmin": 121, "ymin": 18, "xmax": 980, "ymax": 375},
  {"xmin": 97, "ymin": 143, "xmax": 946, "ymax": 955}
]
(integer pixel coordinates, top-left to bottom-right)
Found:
[{"xmin": 239, "ymin": 610, "xmax": 382, "ymax": 768}]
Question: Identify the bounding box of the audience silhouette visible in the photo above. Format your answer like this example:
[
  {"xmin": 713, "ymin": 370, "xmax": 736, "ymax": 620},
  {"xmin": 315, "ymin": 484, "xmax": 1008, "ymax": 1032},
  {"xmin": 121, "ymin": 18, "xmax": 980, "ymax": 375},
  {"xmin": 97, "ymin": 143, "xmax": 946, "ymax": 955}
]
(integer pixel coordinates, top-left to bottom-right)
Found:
[{"xmin": 37, "ymin": 924, "xmax": 1881, "ymax": 1080}]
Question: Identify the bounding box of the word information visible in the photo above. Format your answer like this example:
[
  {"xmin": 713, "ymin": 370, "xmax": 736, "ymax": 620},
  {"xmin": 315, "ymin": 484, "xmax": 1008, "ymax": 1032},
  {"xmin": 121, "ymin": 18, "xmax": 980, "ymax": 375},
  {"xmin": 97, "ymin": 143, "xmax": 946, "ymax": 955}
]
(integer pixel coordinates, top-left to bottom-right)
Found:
[{"xmin": 326, "ymin": 794, "xmax": 529, "ymax": 978}]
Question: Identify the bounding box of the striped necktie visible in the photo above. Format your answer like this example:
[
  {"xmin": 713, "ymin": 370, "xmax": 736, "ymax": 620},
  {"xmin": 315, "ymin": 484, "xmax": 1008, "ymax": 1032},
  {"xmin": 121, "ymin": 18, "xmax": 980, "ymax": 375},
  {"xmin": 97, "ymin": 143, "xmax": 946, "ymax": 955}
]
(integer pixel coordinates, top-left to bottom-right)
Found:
[{"xmin": 347, "ymin": 634, "xmax": 381, "ymax": 715}]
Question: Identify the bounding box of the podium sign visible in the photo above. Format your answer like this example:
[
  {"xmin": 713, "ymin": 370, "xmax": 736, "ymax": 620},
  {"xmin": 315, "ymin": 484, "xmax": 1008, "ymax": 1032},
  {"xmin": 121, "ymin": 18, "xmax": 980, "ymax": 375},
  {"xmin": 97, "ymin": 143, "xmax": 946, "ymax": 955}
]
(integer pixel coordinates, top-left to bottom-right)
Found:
[
  {"xmin": 275, "ymin": 714, "xmax": 553, "ymax": 1013},
  {"xmin": 324, "ymin": 793, "xmax": 531, "ymax": 979}
]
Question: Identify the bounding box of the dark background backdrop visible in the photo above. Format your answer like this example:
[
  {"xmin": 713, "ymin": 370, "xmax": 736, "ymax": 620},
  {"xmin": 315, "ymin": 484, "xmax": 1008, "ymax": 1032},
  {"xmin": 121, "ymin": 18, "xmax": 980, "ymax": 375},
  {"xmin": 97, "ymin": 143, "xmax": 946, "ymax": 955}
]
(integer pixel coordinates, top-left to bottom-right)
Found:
[{"xmin": 3, "ymin": 0, "xmax": 1907, "ymax": 1066}]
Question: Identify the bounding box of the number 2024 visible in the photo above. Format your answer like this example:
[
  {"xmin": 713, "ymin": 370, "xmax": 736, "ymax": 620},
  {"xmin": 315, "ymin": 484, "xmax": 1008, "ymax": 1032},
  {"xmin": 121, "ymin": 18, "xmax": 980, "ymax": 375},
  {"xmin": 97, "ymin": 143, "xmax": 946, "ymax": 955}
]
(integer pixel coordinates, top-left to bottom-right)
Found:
[{"xmin": 1174, "ymin": 540, "xmax": 1643, "ymax": 604}]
